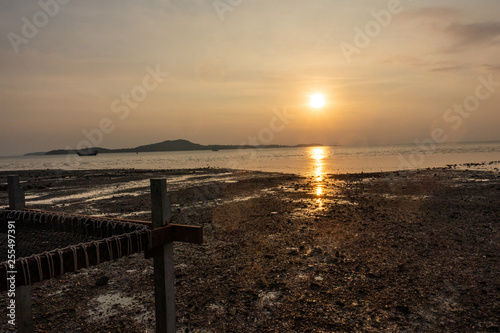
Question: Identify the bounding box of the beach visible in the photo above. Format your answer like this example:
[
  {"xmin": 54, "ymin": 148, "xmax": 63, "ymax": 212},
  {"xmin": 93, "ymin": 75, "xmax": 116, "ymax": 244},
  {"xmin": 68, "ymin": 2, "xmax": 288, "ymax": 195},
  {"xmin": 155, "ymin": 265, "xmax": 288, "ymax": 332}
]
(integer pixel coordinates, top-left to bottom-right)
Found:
[
  {"xmin": 1, "ymin": 166, "xmax": 499, "ymax": 332},
  {"xmin": 3, "ymin": 0, "xmax": 500, "ymax": 331}
]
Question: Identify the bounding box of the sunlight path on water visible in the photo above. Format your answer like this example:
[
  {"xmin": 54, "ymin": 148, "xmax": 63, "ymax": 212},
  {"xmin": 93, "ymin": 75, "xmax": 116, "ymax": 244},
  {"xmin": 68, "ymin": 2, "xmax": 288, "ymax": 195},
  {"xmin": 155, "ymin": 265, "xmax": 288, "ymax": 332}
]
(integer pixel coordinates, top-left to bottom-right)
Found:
[{"xmin": 310, "ymin": 147, "xmax": 326, "ymax": 210}]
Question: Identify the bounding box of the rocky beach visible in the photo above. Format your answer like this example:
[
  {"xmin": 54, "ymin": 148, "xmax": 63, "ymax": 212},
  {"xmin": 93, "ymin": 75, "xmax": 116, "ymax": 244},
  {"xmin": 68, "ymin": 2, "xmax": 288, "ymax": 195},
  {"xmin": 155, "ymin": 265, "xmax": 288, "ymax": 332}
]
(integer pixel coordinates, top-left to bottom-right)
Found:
[{"xmin": 0, "ymin": 166, "xmax": 499, "ymax": 332}]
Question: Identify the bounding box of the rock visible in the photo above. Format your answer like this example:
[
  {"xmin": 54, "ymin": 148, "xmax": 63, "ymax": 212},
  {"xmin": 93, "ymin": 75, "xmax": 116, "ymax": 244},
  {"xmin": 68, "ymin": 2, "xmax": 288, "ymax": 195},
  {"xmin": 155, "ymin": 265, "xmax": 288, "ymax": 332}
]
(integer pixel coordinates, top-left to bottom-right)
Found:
[
  {"xmin": 310, "ymin": 282, "xmax": 321, "ymax": 290},
  {"xmin": 486, "ymin": 325, "xmax": 500, "ymax": 332},
  {"xmin": 395, "ymin": 305, "xmax": 410, "ymax": 314},
  {"xmin": 95, "ymin": 275, "xmax": 110, "ymax": 287}
]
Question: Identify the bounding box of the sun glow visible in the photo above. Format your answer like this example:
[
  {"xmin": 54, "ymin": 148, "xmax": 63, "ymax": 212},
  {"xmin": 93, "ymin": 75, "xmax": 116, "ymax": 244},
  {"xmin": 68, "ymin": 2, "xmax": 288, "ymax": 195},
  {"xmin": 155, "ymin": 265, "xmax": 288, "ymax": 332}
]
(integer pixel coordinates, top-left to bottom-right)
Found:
[{"xmin": 309, "ymin": 93, "xmax": 325, "ymax": 109}]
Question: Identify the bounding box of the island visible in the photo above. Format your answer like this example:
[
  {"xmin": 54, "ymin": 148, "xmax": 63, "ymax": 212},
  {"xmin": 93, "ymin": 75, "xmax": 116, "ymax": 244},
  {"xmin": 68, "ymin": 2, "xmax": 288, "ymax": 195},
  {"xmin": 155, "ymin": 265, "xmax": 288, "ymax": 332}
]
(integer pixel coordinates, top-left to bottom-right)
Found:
[{"xmin": 25, "ymin": 139, "xmax": 325, "ymax": 156}]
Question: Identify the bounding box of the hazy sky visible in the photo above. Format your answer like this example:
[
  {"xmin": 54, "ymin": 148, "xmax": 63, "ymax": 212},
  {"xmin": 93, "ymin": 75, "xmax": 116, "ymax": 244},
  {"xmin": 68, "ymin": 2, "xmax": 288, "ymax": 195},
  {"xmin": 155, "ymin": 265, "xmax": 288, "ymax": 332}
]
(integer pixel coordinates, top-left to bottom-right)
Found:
[{"xmin": 1, "ymin": 0, "xmax": 499, "ymax": 156}]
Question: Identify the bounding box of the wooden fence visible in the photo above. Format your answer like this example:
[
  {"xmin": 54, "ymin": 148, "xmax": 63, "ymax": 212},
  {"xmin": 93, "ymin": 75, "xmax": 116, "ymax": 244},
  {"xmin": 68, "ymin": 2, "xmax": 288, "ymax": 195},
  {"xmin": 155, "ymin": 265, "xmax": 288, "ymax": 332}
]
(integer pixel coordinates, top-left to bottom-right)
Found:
[{"xmin": 2, "ymin": 175, "xmax": 203, "ymax": 333}]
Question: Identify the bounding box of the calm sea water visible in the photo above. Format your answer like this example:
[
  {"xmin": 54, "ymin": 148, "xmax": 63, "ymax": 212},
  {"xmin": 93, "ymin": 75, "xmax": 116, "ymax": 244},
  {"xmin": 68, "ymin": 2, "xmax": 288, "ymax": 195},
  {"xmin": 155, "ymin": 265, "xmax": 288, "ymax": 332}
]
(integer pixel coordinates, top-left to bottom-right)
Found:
[{"xmin": 1, "ymin": 142, "xmax": 499, "ymax": 176}]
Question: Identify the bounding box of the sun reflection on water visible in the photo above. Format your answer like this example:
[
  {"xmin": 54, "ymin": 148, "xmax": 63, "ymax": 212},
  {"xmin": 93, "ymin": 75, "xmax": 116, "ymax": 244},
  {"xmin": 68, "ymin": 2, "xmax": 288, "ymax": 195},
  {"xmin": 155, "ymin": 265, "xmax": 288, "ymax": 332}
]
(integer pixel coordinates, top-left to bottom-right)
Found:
[
  {"xmin": 309, "ymin": 147, "xmax": 326, "ymax": 207},
  {"xmin": 311, "ymin": 147, "xmax": 325, "ymax": 161},
  {"xmin": 316, "ymin": 185, "xmax": 323, "ymax": 196}
]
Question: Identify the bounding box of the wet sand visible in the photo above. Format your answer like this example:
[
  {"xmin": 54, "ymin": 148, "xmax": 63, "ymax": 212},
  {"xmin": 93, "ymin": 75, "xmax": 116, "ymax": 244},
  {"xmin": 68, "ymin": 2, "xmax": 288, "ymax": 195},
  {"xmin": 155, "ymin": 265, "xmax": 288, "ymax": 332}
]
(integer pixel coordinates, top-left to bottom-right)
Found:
[{"xmin": 0, "ymin": 167, "xmax": 499, "ymax": 332}]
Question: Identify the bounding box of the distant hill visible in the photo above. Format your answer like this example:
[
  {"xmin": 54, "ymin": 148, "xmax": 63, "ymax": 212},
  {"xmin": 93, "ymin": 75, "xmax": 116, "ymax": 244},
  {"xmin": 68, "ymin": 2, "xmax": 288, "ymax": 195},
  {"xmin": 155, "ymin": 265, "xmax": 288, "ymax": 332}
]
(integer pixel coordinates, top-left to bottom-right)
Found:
[
  {"xmin": 133, "ymin": 139, "xmax": 205, "ymax": 152},
  {"xmin": 42, "ymin": 148, "xmax": 113, "ymax": 155},
  {"xmin": 31, "ymin": 139, "xmax": 324, "ymax": 156}
]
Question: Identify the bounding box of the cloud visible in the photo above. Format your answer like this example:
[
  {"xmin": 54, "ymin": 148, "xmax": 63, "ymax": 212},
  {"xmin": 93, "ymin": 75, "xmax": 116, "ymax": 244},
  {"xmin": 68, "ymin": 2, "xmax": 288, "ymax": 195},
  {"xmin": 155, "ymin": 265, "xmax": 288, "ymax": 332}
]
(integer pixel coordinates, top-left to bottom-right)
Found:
[
  {"xmin": 399, "ymin": 6, "xmax": 461, "ymax": 22},
  {"xmin": 480, "ymin": 64, "xmax": 500, "ymax": 72},
  {"xmin": 380, "ymin": 56, "xmax": 467, "ymax": 73},
  {"xmin": 398, "ymin": 6, "xmax": 500, "ymax": 53},
  {"xmin": 384, "ymin": 6, "xmax": 500, "ymax": 72},
  {"xmin": 428, "ymin": 64, "xmax": 465, "ymax": 72},
  {"xmin": 442, "ymin": 21, "xmax": 500, "ymax": 52}
]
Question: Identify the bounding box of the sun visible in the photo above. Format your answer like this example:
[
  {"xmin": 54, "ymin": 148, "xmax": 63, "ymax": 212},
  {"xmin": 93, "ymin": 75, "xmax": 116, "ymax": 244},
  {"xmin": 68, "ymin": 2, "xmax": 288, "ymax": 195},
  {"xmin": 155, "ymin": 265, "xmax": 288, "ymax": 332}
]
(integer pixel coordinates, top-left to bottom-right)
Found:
[{"xmin": 309, "ymin": 93, "xmax": 325, "ymax": 109}]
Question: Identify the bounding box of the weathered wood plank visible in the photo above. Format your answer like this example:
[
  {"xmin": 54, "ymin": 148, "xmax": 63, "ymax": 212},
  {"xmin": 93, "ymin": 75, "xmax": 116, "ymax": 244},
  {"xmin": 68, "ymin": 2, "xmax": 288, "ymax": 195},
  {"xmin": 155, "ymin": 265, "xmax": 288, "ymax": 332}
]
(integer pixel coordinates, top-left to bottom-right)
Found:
[{"xmin": 150, "ymin": 224, "xmax": 203, "ymax": 247}]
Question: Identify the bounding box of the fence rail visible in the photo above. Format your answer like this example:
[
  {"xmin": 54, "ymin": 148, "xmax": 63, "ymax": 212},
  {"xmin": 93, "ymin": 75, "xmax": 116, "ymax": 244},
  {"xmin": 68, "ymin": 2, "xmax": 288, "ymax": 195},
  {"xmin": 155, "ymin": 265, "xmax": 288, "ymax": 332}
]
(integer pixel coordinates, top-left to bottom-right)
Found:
[{"xmin": 2, "ymin": 175, "xmax": 203, "ymax": 333}]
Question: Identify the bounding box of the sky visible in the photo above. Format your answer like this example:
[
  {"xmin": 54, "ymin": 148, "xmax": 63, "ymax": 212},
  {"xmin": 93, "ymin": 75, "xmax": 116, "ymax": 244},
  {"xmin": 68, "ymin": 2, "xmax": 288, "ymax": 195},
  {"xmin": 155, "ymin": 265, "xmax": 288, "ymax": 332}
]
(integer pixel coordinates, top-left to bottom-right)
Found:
[{"xmin": 1, "ymin": 0, "xmax": 499, "ymax": 156}]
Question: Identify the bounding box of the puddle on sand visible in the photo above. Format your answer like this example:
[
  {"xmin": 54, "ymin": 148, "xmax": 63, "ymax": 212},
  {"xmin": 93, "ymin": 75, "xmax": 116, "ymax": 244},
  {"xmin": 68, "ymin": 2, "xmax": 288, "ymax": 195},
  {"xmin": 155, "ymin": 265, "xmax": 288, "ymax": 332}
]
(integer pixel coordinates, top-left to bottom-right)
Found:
[
  {"xmin": 286, "ymin": 190, "xmax": 358, "ymax": 218},
  {"xmin": 29, "ymin": 172, "xmax": 249, "ymax": 206},
  {"xmin": 175, "ymin": 191, "xmax": 267, "ymax": 212},
  {"xmin": 258, "ymin": 291, "xmax": 281, "ymax": 307},
  {"xmin": 31, "ymin": 179, "xmax": 151, "ymax": 205},
  {"xmin": 72, "ymin": 210, "xmax": 124, "ymax": 218},
  {"xmin": 207, "ymin": 303, "xmax": 224, "ymax": 314},
  {"xmin": 120, "ymin": 210, "xmax": 150, "ymax": 218},
  {"xmin": 25, "ymin": 194, "xmax": 42, "ymax": 200},
  {"xmin": 451, "ymin": 177, "xmax": 492, "ymax": 183},
  {"xmin": 87, "ymin": 292, "xmax": 149, "ymax": 324},
  {"xmin": 381, "ymin": 194, "xmax": 430, "ymax": 200}
]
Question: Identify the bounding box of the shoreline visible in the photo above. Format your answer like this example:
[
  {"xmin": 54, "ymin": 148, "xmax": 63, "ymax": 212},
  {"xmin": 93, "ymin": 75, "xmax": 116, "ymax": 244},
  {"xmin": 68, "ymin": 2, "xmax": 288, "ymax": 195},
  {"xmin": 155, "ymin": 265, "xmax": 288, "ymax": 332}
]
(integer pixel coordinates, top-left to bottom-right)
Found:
[
  {"xmin": 2, "ymin": 143, "xmax": 499, "ymax": 175},
  {"xmin": 1, "ymin": 167, "xmax": 499, "ymax": 332}
]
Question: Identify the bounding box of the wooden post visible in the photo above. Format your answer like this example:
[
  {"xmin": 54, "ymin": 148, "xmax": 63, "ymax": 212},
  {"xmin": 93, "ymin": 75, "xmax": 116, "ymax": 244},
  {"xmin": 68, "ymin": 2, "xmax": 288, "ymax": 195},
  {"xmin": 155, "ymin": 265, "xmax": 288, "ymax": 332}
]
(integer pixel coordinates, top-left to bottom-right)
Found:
[
  {"xmin": 7, "ymin": 176, "xmax": 33, "ymax": 333},
  {"xmin": 7, "ymin": 176, "xmax": 25, "ymax": 212},
  {"xmin": 150, "ymin": 179, "xmax": 175, "ymax": 333}
]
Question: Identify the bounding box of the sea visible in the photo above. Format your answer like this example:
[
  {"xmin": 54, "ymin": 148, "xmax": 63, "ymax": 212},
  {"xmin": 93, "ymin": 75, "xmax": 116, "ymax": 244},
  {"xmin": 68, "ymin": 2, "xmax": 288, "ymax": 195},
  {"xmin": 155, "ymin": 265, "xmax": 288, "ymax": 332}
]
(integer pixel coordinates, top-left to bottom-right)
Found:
[{"xmin": 1, "ymin": 141, "xmax": 499, "ymax": 176}]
